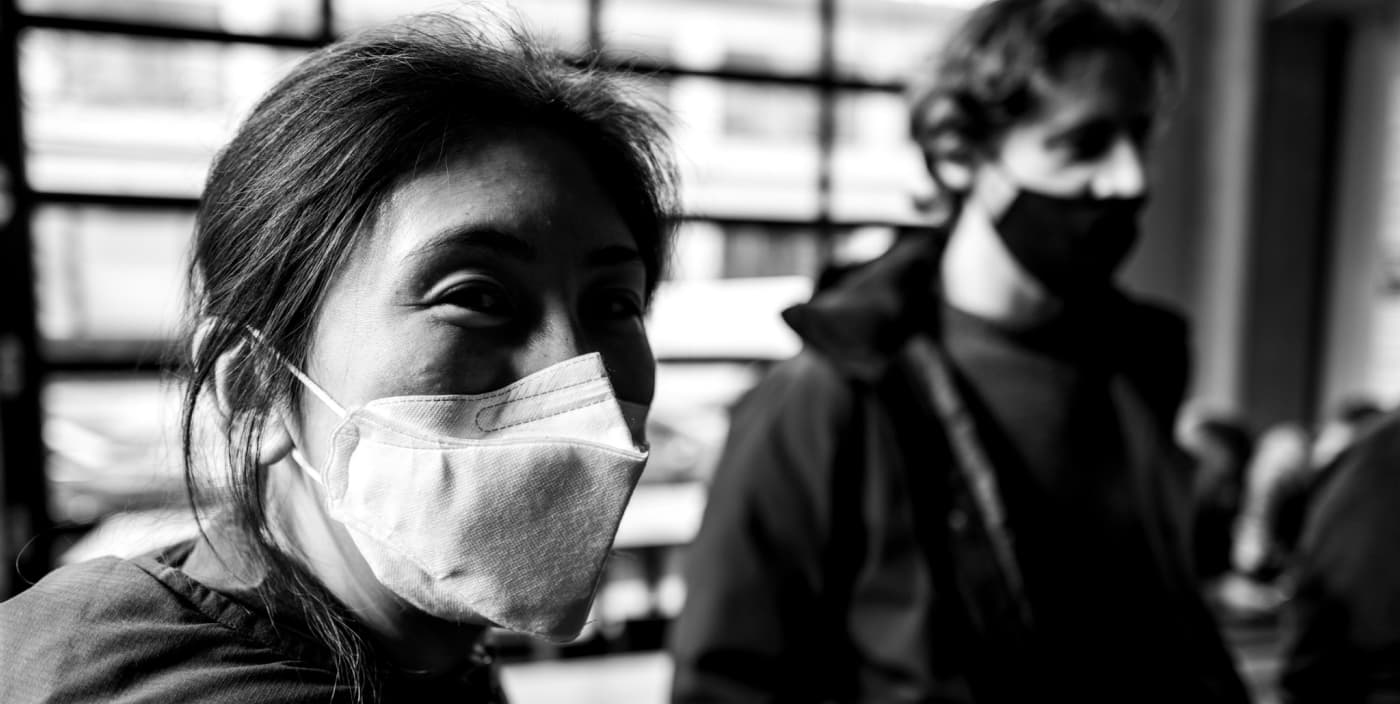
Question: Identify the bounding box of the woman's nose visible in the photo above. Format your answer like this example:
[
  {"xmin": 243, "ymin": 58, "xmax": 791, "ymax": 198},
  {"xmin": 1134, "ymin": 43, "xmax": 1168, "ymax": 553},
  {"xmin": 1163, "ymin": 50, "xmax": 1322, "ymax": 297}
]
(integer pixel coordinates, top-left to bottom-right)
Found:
[
  {"xmin": 1090, "ymin": 136, "xmax": 1146, "ymax": 199},
  {"xmin": 515, "ymin": 303, "xmax": 591, "ymax": 378}
]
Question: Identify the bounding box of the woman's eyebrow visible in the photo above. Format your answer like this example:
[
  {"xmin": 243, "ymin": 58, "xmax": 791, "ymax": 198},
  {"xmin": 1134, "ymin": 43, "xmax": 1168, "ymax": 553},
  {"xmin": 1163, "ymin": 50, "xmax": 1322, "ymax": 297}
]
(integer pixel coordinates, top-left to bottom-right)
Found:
[{"xmin": 409, "ymin": 226, "xmax": 538, "ymax": 263}]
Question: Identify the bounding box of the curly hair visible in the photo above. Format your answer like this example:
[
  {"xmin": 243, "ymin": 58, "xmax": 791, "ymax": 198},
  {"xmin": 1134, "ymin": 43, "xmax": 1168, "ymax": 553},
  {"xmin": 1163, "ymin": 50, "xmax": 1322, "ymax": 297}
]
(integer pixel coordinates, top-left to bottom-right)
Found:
[{"xmin": 908, "ymin": 0, "xmax": 1175, "ymax": 206}]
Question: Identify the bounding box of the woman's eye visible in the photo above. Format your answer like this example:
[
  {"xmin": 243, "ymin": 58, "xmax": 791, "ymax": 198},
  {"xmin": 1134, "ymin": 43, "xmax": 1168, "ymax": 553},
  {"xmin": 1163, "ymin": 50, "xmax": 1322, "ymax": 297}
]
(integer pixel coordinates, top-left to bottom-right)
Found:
[
  {"xmin": 438, "ymin": 281, "xmax": 514, "ymax": 318},
  {"xmin": 588, "ymin": 290, "xmax": 644, "ymax": 321}
]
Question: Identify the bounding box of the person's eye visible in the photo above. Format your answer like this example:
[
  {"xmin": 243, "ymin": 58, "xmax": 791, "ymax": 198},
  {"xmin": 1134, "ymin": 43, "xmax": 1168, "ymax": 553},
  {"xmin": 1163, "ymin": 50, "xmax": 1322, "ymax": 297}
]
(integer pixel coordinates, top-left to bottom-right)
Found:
[
  {"xmin": 1066, "ymin": 128, "xmax": 1114, "ymax": 161},
  {"xmin": 433, "ymin": 278, "xmax": 516, "ymax": 323},
  {"xmin": 586, "ymin": 288, "xmax": 645, "ymax": 322}
]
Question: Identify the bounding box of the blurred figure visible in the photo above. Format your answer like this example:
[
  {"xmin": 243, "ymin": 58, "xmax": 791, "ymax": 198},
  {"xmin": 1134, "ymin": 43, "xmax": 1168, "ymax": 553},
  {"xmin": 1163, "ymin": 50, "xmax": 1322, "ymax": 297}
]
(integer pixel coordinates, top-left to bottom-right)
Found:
[
  {"xmin": 1191, "ymin": 421, "xmax": 1310, "ymax": 626},
  {"xmin": 1280, "ymin": 408, "xmax": 1400, "ymax": 703},
  {"xmin": 1231, "ymin": 399, "xmax": 1385, "ymax": 592},
  {"xmin": 1181, "ymin": 414, "xmax": 1256, "ymax": 582},
  {"xmin": 1311, "ymin": 396, "xmax": 1384, "ymax": 471},
  {"xmin": 1232, "ymin": 422, "xmax": 1314, "ymax": 582},
  {"xmin": 670, "ymin": 1, "xmax": 1248, "ymax": 702}
]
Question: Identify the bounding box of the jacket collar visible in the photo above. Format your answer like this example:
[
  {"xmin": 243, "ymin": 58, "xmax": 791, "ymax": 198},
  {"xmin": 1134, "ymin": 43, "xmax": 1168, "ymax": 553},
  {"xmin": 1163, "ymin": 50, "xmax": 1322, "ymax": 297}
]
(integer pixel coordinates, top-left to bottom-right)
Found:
[
  {"xmin": 781, "ymin": 233, "xmax": 944, "ymax": 382},
  {"xmin": 784, "ymin": 231, "xmax": 1144, "ymax": 382}
]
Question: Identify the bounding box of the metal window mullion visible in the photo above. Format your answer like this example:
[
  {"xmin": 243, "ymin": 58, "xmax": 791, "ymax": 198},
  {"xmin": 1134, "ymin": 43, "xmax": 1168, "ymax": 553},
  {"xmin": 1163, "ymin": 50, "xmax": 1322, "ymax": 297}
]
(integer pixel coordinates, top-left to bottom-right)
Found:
[
  {"xmin": 587, "ymin": 0, "xmax": 602, "ymax": 56},
  {"xmin": 33, "ymin": 191, "xmax": 199, "ymax": 210},
  {"xmin": 0, "ymin": 0, "xmax": 51, "ymax": 598},
  {"xmin": 319, "ymin": 0, "xmax": 334, "ymax": 43},
  {"xmin": 17, "ymin": 12, "xmax": 323, "ymax": 48},
  {"xmin": 815, "ymin": 0, "xmax": 837, "ymax": 258}
]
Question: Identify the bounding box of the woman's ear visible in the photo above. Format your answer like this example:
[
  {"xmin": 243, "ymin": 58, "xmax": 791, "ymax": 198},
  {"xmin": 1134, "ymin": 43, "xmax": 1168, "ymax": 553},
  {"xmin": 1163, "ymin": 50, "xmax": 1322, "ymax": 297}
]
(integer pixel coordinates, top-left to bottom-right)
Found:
[{"xmin": 197, "ymin": 318, "xmax": 295, "ymax": 465}]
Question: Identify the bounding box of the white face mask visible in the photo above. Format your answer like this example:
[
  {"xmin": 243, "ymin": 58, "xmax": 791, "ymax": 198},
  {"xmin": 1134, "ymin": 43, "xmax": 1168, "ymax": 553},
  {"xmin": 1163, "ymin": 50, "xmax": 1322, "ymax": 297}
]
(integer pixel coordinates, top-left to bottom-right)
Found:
[{"xmin": 282, "ymin": 351, "xmax": 649, "ymax": 642}]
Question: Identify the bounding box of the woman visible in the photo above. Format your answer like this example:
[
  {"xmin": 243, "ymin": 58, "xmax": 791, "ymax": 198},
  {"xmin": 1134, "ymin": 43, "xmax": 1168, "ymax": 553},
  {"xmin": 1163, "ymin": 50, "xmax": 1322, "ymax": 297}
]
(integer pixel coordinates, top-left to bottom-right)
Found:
[{"xmin": 0, "ymin": 13, "xmax": 675, "ymax": 703}]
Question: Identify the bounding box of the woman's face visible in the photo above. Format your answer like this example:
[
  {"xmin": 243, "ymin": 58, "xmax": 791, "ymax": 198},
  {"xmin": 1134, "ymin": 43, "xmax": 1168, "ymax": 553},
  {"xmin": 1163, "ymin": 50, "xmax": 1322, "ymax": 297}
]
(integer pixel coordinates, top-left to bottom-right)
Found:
[{"xmin": 294, "ymin": 126, "xmax": 654, "ymax": 467}]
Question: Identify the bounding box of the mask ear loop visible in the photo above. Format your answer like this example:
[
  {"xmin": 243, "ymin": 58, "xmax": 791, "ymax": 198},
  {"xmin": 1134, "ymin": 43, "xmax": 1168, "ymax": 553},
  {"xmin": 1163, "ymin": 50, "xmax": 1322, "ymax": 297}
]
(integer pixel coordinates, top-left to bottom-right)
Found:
[
  {"xmin": 235, "ymin": 324, "xmax": 348, "ymax": 418},
  {"xmin": 232, "ymin": 322, "xmax": 348, "ymax": 487}
]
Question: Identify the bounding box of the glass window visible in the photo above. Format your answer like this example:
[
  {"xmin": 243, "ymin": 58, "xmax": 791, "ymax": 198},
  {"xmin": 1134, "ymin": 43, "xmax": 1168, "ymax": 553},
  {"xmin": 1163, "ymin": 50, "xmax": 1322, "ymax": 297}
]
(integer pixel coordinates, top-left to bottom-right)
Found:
[
  {"xmin": 333, "ymin": 0, "xmax": 588, "ymax": 53},
  {"xmin": 44, "ymin": 374, "xmax": 187, "ymax": 526},
  {"xmin": 720, "ymin": 223, "xmax": 823, "ymax": 279},
  {"xmin": 830, "ymin": 90, "xmax": 931, "ymax": 224},
  {"xmin": 656, "ymin": 77, "xmax": 821, "ymax": 219},
  {"xmin": 834, "ymin": 0, "xmax": 977, "ymax": 83},
  {"xmin": 666, "ymin": 220, "xmax": 824, "ymax": 281},
  {"xmin": 33, "ymin": 206, "xmax": 193, "ymax": 344},
  {"xmin": 22, "ymin": 30, "xmax": 306, "ymax": 197},
  {"xmin": 602, "ymin": 0, "xmax": 819, "ymax": 78},
  {"xmin": 18, "ymin": 0, "xmax": 324, "ymax": 37}
]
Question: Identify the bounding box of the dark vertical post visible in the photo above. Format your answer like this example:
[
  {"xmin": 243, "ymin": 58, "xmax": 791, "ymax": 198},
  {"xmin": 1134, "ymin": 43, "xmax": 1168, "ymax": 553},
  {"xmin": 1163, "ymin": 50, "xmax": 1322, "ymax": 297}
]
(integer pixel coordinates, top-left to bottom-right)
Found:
[
  {"xmin": 318, "ymin": 0, "xmax": 335, "ymax": 42},
  {"xmin": 586, "ymin": 0, "xmax": 602, "ymax": 56},
  {"xmin": 0, "ymin": 0, "xmax": 52, "ymax": 598},
  {"xmin": 816, "ymin": 0, "xmax": 837, "ymax": 259},
  {"xmin": 1241, "ymin": 17, "xmax": 1349, "ymax": 428}
]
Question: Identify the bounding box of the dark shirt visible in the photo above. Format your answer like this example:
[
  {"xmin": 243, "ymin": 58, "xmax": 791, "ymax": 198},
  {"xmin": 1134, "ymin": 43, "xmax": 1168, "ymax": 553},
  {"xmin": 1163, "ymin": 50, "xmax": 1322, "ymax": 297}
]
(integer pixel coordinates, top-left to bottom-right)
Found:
[
  {"xmin": 0, "ymin": 540, "xmax": 505, "ymax": 703},
  {"xmin": 941, "ymin": 302, "xmax": 1203, "ymax": 701}
]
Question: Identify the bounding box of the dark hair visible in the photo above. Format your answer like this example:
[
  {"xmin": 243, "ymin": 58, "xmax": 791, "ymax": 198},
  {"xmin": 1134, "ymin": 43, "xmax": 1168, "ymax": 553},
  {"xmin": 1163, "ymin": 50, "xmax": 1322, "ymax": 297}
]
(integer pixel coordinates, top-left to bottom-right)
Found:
[
  {"xmin": 178, "ymin": 12, "xmax": 675, "ymax": 701},
  {"xmin": 908, "ymin": 0, "xmax": 1175, "ymax": 206}
]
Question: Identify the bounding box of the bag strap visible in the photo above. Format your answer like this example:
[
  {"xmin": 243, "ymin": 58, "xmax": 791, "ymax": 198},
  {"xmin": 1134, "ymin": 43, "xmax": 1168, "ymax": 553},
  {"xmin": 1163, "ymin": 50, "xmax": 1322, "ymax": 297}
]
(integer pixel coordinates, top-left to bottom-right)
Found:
[{"xmin": 898, "ymin": 335, "xmax": 1033, "ymax": 628}]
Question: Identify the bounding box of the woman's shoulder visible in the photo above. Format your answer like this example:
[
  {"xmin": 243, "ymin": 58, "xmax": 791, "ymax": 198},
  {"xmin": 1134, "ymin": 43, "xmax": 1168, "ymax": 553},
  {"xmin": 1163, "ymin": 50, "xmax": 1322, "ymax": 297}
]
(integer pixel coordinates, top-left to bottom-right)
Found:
[
  {"xmin": 0, "ymin": 547, "xmax": 343, "ymax": 703},
  {"xmin": 1, "ymin": 553, "xmax": 173, "ymax": 639}
]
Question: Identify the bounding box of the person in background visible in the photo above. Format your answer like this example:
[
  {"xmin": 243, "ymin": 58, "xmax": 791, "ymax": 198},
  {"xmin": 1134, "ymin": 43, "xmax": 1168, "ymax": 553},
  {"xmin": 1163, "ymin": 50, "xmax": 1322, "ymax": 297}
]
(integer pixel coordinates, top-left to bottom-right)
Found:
[
  {"xmin": 0, "ymin": 13, "xmax": 675, "ymax": 703},
  {"xmin": 1231, "ymin": 399, "xmax": 1384, "ymax": 591},
  {"xmin": 1310, "ymin": 396, "xmax": 1384, "ymax": 471},
  {"xmin": 1181, "ymin": 414, "xmax": 1256, "ymax": 582},
  {"xmin": 1231, "ymin": 422, "xmax": 1314, "ymax": 582},
  {"xmin": 1280, "ymin": 406, "xmax": 1400, "ymax": 703},
  {"xmin": 669, "ymin": 0, "xmax": 1248, "ymax": 701}
]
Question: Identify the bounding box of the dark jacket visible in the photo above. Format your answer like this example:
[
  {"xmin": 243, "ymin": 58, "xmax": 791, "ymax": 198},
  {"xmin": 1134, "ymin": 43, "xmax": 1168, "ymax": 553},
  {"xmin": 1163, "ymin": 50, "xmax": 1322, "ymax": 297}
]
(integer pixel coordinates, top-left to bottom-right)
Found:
[
  {"xmin": 0, "ymin": 539, "xmax": 505, "ymax": 703},
  {"xmin": 1282, "ymin": 410, "xmax": 1400, "ymax": 704},
  {"xmin": 669, "ymin": 235, "xmax": 1248, "ymax": 703}
]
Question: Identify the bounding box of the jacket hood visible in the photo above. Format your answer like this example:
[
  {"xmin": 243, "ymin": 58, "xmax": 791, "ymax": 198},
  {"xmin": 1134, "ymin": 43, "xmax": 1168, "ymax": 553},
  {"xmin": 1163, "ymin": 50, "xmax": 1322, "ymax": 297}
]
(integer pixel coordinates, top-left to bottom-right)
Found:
[{"xmin": 781, "ymin": 233, "xmax": 943, "ymax": 382}]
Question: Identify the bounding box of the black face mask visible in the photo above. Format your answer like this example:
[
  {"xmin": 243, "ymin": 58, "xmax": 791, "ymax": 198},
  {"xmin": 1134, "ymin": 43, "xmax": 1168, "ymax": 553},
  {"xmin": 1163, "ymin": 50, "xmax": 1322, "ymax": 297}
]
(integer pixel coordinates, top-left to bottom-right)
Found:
[{"xmin": 993, "ymin": 188, "xmax": 1146, "ymax": 300}]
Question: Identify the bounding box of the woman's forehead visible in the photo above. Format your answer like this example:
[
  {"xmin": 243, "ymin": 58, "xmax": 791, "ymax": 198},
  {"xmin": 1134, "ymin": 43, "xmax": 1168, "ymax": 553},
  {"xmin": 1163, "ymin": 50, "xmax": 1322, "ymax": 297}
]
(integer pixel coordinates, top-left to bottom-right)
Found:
[{"xmin": 373, "ymin": 130, "xmax": 635, "ymax": 265}]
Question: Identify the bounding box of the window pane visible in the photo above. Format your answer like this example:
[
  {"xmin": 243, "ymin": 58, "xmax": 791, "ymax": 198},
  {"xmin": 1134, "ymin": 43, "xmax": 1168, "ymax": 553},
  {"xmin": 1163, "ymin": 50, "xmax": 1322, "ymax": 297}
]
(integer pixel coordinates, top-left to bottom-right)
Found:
[
  {"xmin": 830, "ymin": 90, "xmax": 930, "ymax": 224},
  {"xmin": 33, "ymin": 206, "xmax": 192, "ymax": 343},
  {"xmin": 648, "ymin": 269, "xmax": 811, "ymax": 361},
  {"xmin": 44, "ymin": 374, "xmax": 186, "ymax": 526},
  {"xmin": 668, "ymin": 220, "xmax": 824, "ymax": 281},
  {"xmin": 646, "ymin": 75, "xmax": 821, "ymax": 219},
  {"xmin": 602, "ymin": 0, "xmax": 820, "ymax": 77},
  {"xmin": 22, "ymin": 29, "xmax": 306, "ymax": 197},
  {"xmin": 333, "ymin": 0, "xmax": 588, "ymax": 53},
  {"xmin": 19, "ymin": 0, "xmax": 323, "ymax": 36},
  {"xmin": 835, "ymin": 0, "xmax": 977, "ymax": 83}
]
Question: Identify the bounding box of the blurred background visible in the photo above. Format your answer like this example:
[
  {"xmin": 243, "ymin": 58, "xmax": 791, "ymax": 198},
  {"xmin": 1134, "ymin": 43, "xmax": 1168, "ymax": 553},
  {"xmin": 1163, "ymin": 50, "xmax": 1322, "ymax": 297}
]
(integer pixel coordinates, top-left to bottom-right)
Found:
[{"xmin": 0, "ymin": 0, "xmax": 1397, "ymax": 701}]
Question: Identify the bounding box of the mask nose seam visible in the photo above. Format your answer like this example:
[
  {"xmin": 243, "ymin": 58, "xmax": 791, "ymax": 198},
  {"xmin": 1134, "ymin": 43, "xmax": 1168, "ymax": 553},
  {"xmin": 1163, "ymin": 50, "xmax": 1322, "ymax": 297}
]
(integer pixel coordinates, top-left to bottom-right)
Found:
[{"xmin": 477, "ymin": 395, "xmax": 615, "ymax": 433}]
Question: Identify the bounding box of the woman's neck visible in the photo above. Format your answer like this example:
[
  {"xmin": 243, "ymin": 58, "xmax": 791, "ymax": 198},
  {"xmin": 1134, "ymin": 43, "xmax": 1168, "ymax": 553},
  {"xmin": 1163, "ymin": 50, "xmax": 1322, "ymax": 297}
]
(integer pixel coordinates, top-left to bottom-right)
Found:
[{"xmin": 264, "ymin": 463, "xmax": 488, "ymax": 676}]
